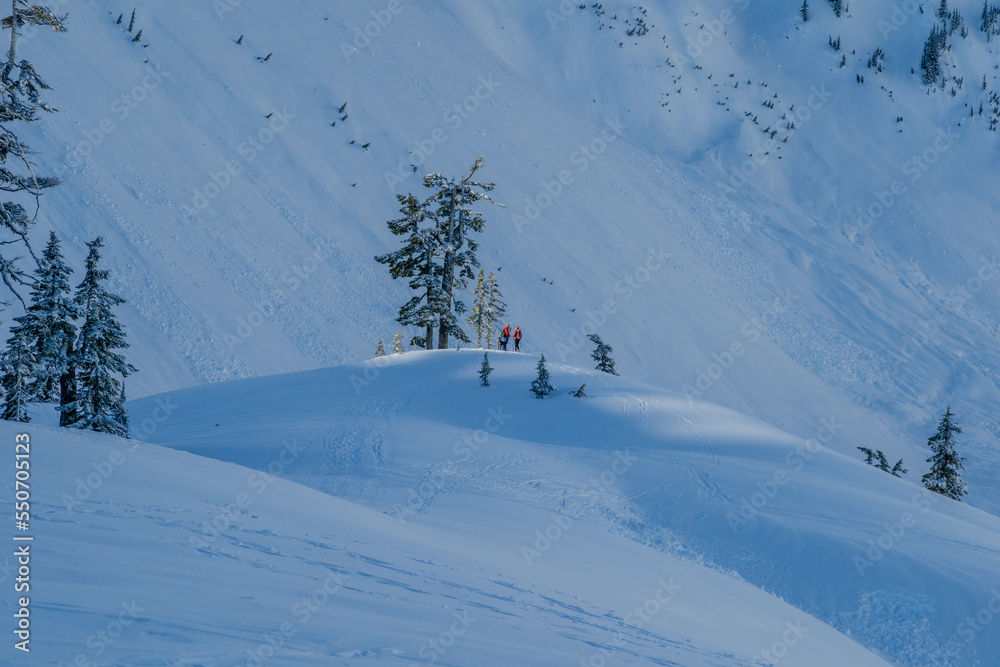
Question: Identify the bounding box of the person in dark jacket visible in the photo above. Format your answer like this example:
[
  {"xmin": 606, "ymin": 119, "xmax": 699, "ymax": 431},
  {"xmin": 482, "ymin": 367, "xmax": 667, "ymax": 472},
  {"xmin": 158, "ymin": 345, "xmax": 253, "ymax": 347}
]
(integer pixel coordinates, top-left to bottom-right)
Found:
[{"xmin": 513, "ymin": 326, "xmax": 522, "ymax": 352}]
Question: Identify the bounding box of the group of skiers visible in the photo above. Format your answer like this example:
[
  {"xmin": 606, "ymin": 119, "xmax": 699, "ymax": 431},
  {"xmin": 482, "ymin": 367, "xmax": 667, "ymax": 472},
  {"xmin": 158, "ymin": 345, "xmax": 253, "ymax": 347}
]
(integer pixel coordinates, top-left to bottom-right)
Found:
[{"xmin": 499, "ymin": 324, "xmax": 522, "ymax": 352}]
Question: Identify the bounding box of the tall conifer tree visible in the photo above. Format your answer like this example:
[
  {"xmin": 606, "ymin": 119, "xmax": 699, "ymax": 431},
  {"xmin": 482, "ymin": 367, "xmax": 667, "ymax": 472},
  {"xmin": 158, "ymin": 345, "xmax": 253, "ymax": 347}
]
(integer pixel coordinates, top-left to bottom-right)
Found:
[
  {"xmin": 922, "ymin": 407, "xmax": 967, "ymax": 500},
  {"xmin": 63, "ymin": 237, "xmax": 135, "ymax": 436}
]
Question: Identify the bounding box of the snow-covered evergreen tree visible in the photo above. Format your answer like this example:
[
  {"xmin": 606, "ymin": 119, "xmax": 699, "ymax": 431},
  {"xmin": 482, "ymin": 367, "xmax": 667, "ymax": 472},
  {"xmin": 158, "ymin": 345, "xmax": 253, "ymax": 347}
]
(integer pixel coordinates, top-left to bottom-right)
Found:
[
  {"xmin": 858, "ymin": 446, "xmax": 907, "ymax": 477},
  {"xmin": 801, "ymin": 0, "xmax": 809, "ymax": 22},
  {"xmin": 1, "ymin": 324, "xmax": 33, "ymax": 422},
  {"xmin": 922, "ymin": 407, "xmax": 967, "ymax": 500},
  {"xmin": 112, "ymin": 383, "xmax": 129, "ymax": 439},
  {"xmin": 588, "ymin": 334, "xmax": 618, "ymax": 376},
  {"xmin": 468, "ymin": 269, "xmax": 488, "ymax": 348},
  {"xmin": 0, "ymin": 1, "xmax": 66, "ymax": 307},
  {"xmin": 479, "ymin": 352, "xmax": 492, "ymax": 387},
  {"xmin": 375, "ymin": 339, "xmax": 385, "ymax": 357},
  {"xmin": 423, "ymin": 157, "xmax": 502, "ymax": 349},
  {"xmin": 392, "ymin": 331, "xmax": 404, "ymax": 354},
  {"xmin": 375, "ymin": 193, "xmax": 446, "ymax": 350},
  {"xmin": 15, "ymin": 231, "xmax": 77, "ymax": 402},
  {"xmin": 920, "ymin": 25, "xmax": 947, "ymax": 84},
  {"xmin": 530, "ymin": 354, "xmax": 554, "ymax": 398},
  {"xmin": 467, "ymin": 269, "xmax": 506, "ymax": 348},
  {"xmin": 572, "ymin": 384, "xmax": 587, "ymax": 398},
  {"xmin": 63, "ymin": 237, "xmax": 135, "ymax": 436}
]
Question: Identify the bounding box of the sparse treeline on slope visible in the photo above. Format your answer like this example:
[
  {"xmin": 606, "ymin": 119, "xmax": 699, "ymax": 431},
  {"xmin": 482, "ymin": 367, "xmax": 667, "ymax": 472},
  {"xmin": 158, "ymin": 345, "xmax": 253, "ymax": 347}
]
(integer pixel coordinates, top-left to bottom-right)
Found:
[
  {"xmin": 376, "ymin": 158, "xmax": 504, "ymax": 350},
  {"xmin": 0, "ymin": 1, "xmax": 65, "ymax": 305},
  {"xmin": 855, "ymin": 406, "xmax": 968, "ymax": 501},
  {"xmin": 857, "ymin": 446, "xmax": 907, "ymax": 477},
  {"xmin": 1, "ymin": 235, "xmax": 136, "ymax": 437}
]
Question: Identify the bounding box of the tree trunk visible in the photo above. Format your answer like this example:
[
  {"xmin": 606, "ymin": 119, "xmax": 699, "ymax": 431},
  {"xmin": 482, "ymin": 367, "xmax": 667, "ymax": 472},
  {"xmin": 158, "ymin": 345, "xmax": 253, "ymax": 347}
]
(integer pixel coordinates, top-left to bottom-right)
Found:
[
  {"xmin": 6, "ymin": 0, "xmax": 16, "ymax": 72},
  {"xmin": 59, "ymin": 340, "xmax": 76, "ymax": 426},
  {"xmin": 437, "ymin": 185, "xmax": 462, "ymax": 349}
]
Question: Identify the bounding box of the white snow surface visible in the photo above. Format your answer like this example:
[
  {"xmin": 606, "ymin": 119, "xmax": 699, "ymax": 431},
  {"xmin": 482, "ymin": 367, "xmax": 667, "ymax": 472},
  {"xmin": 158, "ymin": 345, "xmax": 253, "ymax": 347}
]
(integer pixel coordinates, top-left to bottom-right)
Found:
[
  {"xmin": 9, "ymin": 350, "xmax": 1000, "ymax": 665},
  {"xmin": 12, "ymin": 0, "xmax": 1000, "ymax": 515},
  {"xmin": 3, "ymin": 0, "xmax": 1000, "ymax": 664}
]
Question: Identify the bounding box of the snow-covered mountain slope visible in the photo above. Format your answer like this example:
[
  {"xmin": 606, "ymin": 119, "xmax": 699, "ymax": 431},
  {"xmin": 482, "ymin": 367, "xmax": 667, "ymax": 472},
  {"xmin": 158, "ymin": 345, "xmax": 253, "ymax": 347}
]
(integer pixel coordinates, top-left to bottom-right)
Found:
[
  {"xmin": 7, "ymin": 360, "xmax": 907, "ymax": 666},
  {"xmin": 108, "ymin": 350, "xmax": 1000, "ymax": 666},
  {"xmin": 15, "ymin": 1, "xmax": 1000, "ymax": 510}
]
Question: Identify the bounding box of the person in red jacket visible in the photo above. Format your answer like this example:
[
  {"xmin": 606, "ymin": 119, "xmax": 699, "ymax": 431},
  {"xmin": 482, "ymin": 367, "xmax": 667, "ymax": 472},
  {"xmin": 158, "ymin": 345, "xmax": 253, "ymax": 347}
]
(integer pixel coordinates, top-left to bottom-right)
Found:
[{"xmin": 513, "ymin": 326, "xmax": 522, "ymax": 352}]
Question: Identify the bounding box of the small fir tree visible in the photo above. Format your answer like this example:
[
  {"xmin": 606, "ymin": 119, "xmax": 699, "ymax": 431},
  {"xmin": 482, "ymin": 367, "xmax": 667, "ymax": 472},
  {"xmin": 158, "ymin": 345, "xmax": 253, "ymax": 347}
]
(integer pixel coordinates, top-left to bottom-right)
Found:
[
  {"xmin": 857, "ymin": 446, "xmax": 876, "ymax": 466},
  {"xmin": 375, "ymin": 339, "xmax": 385, "ymax": 357},
  {"xmin": 572, "ymin": 384, "xmax": 587, "ymax": 398},
  {"xmin": 1, "ymin": 325, "xmax": 34, "ymax": 422},
  {"xmin": 858, "ymin": 446, "xmax": 907, "ymax": 477},
  {"xmin": 467, "ymin": 269, "xmax": 506, "ymax": 348},
  {"xmin": 922, "ymin": 407, "xmax": 967, "ymax": 500},
  {"xmin": 588, "ymin": 334, "xmax": 619, "ymax": 376},
  {"xmin": 18, "ymin": 232, "xmax": 77, "ymax": 402},
  {"xmin": 920, "ymin": 25, "xmax": 947, "ymax": 84},
  {"xmin": 530, "ymin": 354, "xmax": 554, "ymax": 398},
  {"xmin": 801, "ymin": 0, "xmax": 809, "ymax": 21},
  {"xmin": 468, "ymin": 269, "xmax": 488, "ymax": 348},
  {"xmin": 479, "ymin": 352, "xmax": 492, "ymax": 387},
  {"xmin": 111, "ymin": 383, "xmax": 129, "ymax": 438},
  {"xmin": 63, "ymin": 237, "xmax": 136, "ymax": 436},
  {"xmin": 392, "ymin": 331, "xmax": 404, "ymax": 354}
]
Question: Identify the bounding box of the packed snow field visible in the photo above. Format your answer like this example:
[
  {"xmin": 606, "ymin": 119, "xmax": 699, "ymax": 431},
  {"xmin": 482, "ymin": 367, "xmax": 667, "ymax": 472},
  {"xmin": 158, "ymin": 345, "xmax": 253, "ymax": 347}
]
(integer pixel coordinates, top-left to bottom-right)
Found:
[
  {"xmin": 6, "ymin": 351, "xmax": 997, "ymax": 665},
  {"xmin": 4, "ymin": 0, "xmax": 1000, "ymax": 664},
  {"xmin": 19, "ymin": 0, "xmax": 1000, "ymax": 513}
]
